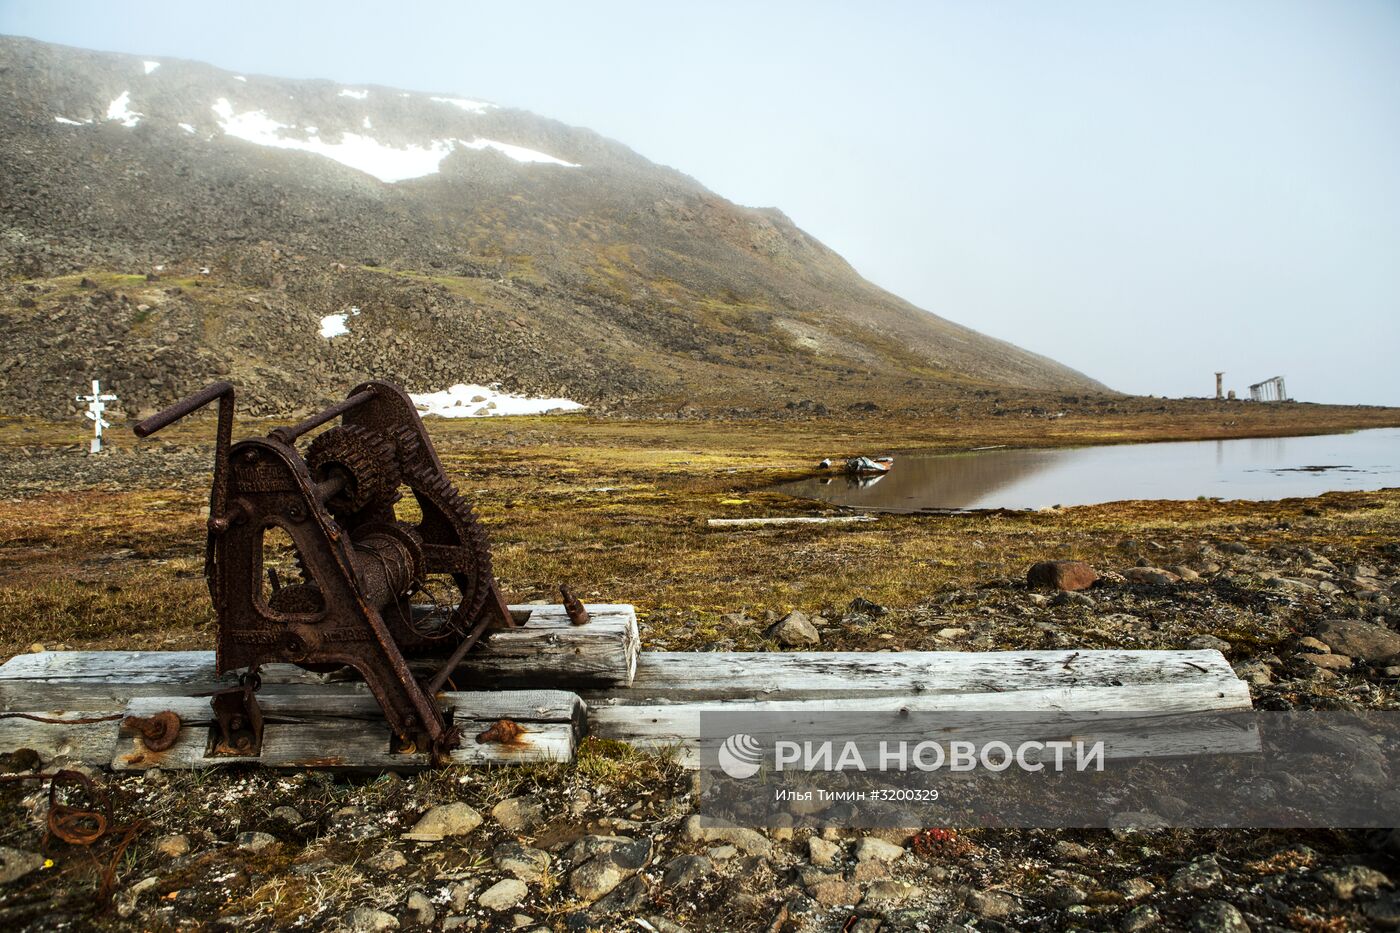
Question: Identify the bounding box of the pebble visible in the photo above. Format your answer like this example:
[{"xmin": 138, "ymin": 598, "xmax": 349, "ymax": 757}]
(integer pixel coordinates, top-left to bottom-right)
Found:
[
  {"xmin": 368, "ymin": 849, "xmax": 408, "ymax": 872},
  {"xmin": 861, "ymin": 880, "xmax": 919, "ymax": 908},
  {"xmin": 1119, "ymin": 876, "xmax": 1156, "ymax": 899},
  {"xmin": 680, "ymin": 815, "xmax": 772, "ymax": 857},
  {"xmin": 404, "ymin": 891, "xmax": 434, "ymax": 926},
  {"xmin": 270, "ymin": 805, "xmax": 303, "ymax": 825},
  {"xmin": 1190, "ymin": 900, "xmax": 1250, "ymax": 932},
  {"xmin": 0, "ymin": 846, "xmax": 44, "ymax": 886},
  {"xmin": 154, "ymin": 834, "xmax": 190, "ymax": 858},
  {"xmin": 966, "ymin": 890, "xmax": 1019, "ymax": 919},
  {"xmin": 493, "ymin": 841, "xmax": 551, "ymax": 882},
  {"xmin": 1314, "ymin": 864, "xmax": 1390, "ymax": 899},
  {"xmin": 1171, "ymin": 856, "xmax": 1224, "ymax": 892},
  {"xmin": 808, "ymin": 836, "xmax": 841, "ymax": 868},
  {"xmin": 236, "ymin": 831, "xmax": 279, "ymax": 852},
  {"xmin": 1121, "ymin": 905, "xmax": 1161, "ymax": 931},
  {"xmin": 403, "ymin": 802, "xmax": 482, "ymax": 841},
  {"xmin": 344, "ymin": 907, "xmax": 399, "ymax": 931},
  {"xmin": 1026, "ymin": 560, "xmax": 1098, "ymax": 592},
  {"xmin": 853, "ymin": 836, "xmax": 904, "ymax": 863},
  {"xmin": 1051, "ymin": 840, "xmax": 1093, "ymax": 861},
  {"xmin": 662, "ymin": 854, "xmax": 713, "ymax": 888},
  {"xmin": 492, "ymin": 796, "xmax": 545, "ymax": 834},
  {"xmin": 1314, "ymin": 620, "xmax": 1400, "ymax": 662},
  {"xmin": 1188, "ymin": 634, "xmax": 1231, "ymax": 652},
  {"xmin": 765, "ymin": 610, "xmax": 821, "ymax": 647},
  {"xmin": 478, "ymin": 878, "xmax": 527, "ymax": 911}
]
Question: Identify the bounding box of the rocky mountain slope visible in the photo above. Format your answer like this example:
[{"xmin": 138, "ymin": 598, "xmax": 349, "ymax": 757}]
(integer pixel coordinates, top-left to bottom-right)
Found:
[{"xmin": 0, "ymin": 35, "xmax": 1106, "ymax": 418}]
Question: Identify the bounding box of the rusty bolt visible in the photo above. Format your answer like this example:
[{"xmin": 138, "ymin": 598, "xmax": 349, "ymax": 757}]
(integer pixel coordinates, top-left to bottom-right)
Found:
[
  {"xmin": 122, "ymin": 710, "xmax": 181, "ymax": 752},
  {"xmin": 476, "ymin": 719, "xmax": 525, "ymax": 745}
]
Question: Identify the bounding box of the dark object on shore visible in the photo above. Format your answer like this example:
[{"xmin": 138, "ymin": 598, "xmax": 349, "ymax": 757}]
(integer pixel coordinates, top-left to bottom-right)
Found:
[
  {"xmin": 845, "ymin": 456, "xmax": 893, "ymax": 475},
  {"xmin": 1027, "ymin": 560, "xmax": 1099, "ymax": 592}
]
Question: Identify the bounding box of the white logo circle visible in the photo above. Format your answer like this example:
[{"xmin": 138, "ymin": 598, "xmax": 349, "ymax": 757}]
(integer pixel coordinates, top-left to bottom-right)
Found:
[{"xmin": 717, "ymin": 733, "xmax": 763, "ymax": 779}]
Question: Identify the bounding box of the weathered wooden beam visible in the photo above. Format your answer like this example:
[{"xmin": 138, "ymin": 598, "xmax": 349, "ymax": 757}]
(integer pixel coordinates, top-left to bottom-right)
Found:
[
  {"xmin": 706, "ymin": 516, "xmax": 877, "ymax": 528},
  {"xmin": 584, "ymin": 649, "xmax": 1253, "ymax": 768},
  {"xmin": 580, "ymin": 649, "xmax": 1249, "ymax": 704},
  {"xmin": 0, "ymin": 689, "xmax": 584, "ymax": 771},
  {"xmin": 0, "ymin": 604, "xmax": 637, "ymax": 710}
]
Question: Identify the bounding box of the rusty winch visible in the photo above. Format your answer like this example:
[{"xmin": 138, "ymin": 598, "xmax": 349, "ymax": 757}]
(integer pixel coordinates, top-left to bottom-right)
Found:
[{"xmin": 134, "ymin": 380, "xmax": 516, "ymax": 760}]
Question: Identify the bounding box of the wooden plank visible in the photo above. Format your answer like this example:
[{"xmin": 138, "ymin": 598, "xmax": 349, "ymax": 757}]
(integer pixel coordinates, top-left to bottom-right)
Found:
[
  {"xmin": 109, "ymin": 689, "xmax": 583, "ymax": 770},
  {"xmin": 593, "ymin": 705, "xmax": 1260, "ymax": 769},
  {"xmin": 0, "ymin": 604, "xmax": 637, "ymax": 710},
  {"xmin": 415, "ymin": 604, "xmax": 638, "ymax": 689},
  {"xmin": 706, "ymin": 516, "xmax": 877, "ymax": 528},
  {"xmin": 586, "ymin": 649, "xmax": 1252, "ymax": 769},
  {"xmin": 582, "ymin": 649, "xmax": 1249, "ymax": 705},
  {"xmin": 0, "ymin": 712, "xmax": 121, "ymax": 769}
]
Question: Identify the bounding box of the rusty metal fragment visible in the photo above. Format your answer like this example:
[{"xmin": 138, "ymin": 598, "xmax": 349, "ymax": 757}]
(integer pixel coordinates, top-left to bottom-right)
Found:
[
  {"xmin": 561, "ymin": 585, "xmax": 590, "ymax": 626},
  {"xmin": 122, "ymin": 710, "xmax": 181, "ymax": 752},
  {"xmin": 476, "ymin": 718, "xmax": 525, "ymax": 745}
]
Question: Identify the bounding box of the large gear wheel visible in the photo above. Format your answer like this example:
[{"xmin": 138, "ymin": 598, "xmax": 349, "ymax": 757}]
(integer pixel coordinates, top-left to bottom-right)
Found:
[
  {"xmin": 306, "ymin": 424, "xmax": 399, "ymax": 515},
  {"xmin": 398, "ymin": 456, "xmax": 495, "ymax": 640}
]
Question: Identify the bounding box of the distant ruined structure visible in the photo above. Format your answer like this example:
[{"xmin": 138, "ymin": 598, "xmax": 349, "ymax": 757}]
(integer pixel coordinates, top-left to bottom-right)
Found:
[
  {"xmin": 1249, "ymin": 376, "xmax": 1288, "ymax": 402},
  {"xmin": 1215, "ymin": 372, "xmax": 1225, "ymax": 400}
]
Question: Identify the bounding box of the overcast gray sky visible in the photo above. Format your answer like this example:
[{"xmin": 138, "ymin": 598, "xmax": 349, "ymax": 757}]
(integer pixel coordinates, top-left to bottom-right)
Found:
[{"xmin": 4, "ymin": 0, "xmax": 1398, "ymax": 405}]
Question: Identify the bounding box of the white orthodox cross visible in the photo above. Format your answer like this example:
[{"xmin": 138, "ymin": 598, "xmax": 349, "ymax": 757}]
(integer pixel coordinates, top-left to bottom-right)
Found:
[{"xmin": 75, "ymin": 379, "xmax": 119, "ymax": 453}]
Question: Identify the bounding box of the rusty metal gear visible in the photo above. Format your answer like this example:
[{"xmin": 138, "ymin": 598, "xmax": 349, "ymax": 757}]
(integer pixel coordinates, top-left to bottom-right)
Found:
[
  {"xmin": 399, "ymin": 458, "xmax": 495, "ymax": 639},
  {"xmin": 306, "ymin": 424, "xmax": 399, "ymax": 514}
]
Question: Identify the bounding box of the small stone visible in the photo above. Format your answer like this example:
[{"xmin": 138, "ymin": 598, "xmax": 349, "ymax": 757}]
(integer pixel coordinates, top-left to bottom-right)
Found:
[
  {"xmin": 236, "ymin": 831, "xmax": 278, "ymax": 852},
  {"xmin": 1108, "ymin": 811, "xmax": 1170, "ymax": 838},
  {"xmin": 706, "ymin": 844, "xmax": 737, "ymax": 860},
  {"xmin": 570, "ymin": 859, "xmax": 630, "ymax": 903},
  {"xmin": 808, "ymin": 878, "xmax": 860, "ymax": 907},
  {"xmin": 1170, "ymin": 565, "xmax": 1202, "ymax": 582},
  {"xmin": 662, "ymin": 854, "xmax": 713, "ymax": 888},
  {"xmin": 1296, "ymin": 636, "xmax": 1331, "ymax": 654},
  {"xmin": 1314, "ymin": 620, "xmax": 1400, "ymax": 662},
  {"xmin": 1048, "ymin": 883, "xmax": 1087, "ymax": 907},
  {"xmin": 853, "ymin": 836, "xmax": 904, "ymax": 863},
  {"xmin": 270, "ymin": 805, "xmax": 303, "ymax": 825},
  {"xmin": 1123, "ymin": 567, "xmax": 1181, "ymax": 585},
  {"xmin": 1027, "ymin": 560, "xmax": 1098, "ymax": 592},
  {"xmin": 344, "ymin": 907, "xmax": 399, "ymax": 932},
  {"xmin": 1119, "ymin": 876, "xmax": 1156, "ymax": 899},
  {"xmin": 404, "ymin": 891, "xmax": 435, "ymax": 926},
  {"xmin": 680, "ymin": 816, "xmax": 771, "ymax": 857},
  {"xmin": 966, "ymin": 890, "xmax": 1019, "ymax": 919},
  {"xmin": 478, "ymin": 878, "xmax": 528, "ymax": 911},
  {"xmin": 1121, "ymin": 905, "xmax": 1161, "ymax": 931},
  {"xmin": 361, "ymin": 846, "xmax": 407, "ymax": 872},
  {"xmin": 1219, "ymin": 542, "xmax": 1250, "ymax": 555},
  {"xmin": 1188, "ymin": 635, "xmax": 1232, "ymax": 653},
  {"xmin": 766, "ymin": 611, "xmax": 821, "ymax": 647},
  {"xmin": 1172, "ymin": 857, "xmax": 1224, "ymax": 892},
  {"xmin": 1315, "ymin": 864, "xmax": 1391, "ymax": 900},
  {"xmin": 492, "ymin": 796, "xmax": 545, "ymax": 834},
  {"xmin": 154, "ymin": 834, "xmax": 190, "ymax": 858},
  {"xmin": 1302, "ymin": 653, "xmax": 1352, "ymax": 671},
  {"xmin": 0, "ymin": 847, "xmax": 44, "ymax": 885},
  {"xmin": 1190, "ymin": 900, "xmax": 1250, "ymax": 932},
  {"xmin": 1051, "ymin": 840, "xmax": 1093, "ymax": 861},
  {"xmin": 808, "ymin": 836, "xmax": 841, "ymax": 868},
  {"xmin": 404, "ymin": 802, "xmax": 482, "ymax": 841},
  {"xmin": 848, "ymin": 597, "xmax": 887, "ymax": 617},
  {"xmin": 862, "ymin": 880, "xmax": 919, "ymax": 908},
  {"xmin": 494, "ymin": 842, "xmax": 550, "ymax": 882}
]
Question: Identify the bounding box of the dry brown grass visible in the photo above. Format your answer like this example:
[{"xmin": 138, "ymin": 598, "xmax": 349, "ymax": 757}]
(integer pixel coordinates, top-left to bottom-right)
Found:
[{"xmin": 0, "ymin": 403, "xmax": 1397, "ymax": 659}]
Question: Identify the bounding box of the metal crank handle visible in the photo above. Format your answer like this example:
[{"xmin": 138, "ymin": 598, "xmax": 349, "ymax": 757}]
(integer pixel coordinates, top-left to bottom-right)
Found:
[{"xmin": 134, "ymin": 381, "xmax": 236, "ymax": 437}]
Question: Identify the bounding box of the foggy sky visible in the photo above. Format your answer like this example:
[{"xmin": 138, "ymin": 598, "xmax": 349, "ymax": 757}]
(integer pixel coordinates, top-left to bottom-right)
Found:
[{"xmin": 4, "ymin": 0, "xmax": 1398, "ymax": 405}]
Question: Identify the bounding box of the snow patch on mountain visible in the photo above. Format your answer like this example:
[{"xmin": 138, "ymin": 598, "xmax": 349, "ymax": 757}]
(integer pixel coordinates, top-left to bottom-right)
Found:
[
  {"xmin": 411, "ymin": 383, "xmax": 585, "ymax": 418},
  {"xmin": 106, "ymin": 91, "xmax": 142, "ymax": 127},
  {"xmin": 212, "ymin": 98, "xmax": 455, "ymax": 182},
  {"xmin": 461, "ymin": 137, "xmax": 579, "ymax": 167},
  {"xmin": 338, "ymin": 88, "xmax": 368, "ymax": 100},
  {"xmin": 208, "ymin": 98, "xmax": 578, "ymax": 181},
  {"xmin": 143, "ymin": 60, "xmax": 160, "ymax": 75},
  {"xmin": 430, "ymin": 96, "xmax": 495, "ymax": 114},
  {"xmin": 54, "ymin": 115, "xmax": 91, "ymax": 126}
]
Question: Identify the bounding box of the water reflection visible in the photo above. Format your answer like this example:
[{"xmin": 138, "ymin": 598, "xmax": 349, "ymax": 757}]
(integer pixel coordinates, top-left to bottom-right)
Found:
[{"xmin": 774, "ymin": 428, "xmax": 1400, "ymax": 513}]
